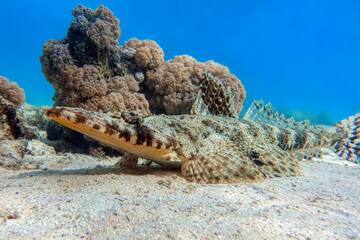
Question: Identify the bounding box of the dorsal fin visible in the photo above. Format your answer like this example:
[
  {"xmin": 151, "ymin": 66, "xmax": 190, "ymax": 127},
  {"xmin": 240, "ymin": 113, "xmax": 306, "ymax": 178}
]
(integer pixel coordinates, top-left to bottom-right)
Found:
[
  {"xmin": 242, "ymin": 100, "xmax": 311, "ymax": 130},
  {"xmin": 190, "ymin": 90, "xmax": 212, "ymax": 116},
  {"xmin": 190, "ymin": 71, "xmax": 239, "ymax": 118}
]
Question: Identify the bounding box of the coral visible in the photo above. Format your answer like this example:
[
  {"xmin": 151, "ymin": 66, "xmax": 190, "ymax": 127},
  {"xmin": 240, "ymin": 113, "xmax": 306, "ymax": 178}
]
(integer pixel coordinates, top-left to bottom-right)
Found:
[
  {"xmin": 40, "ymin": 5, "xmax": 150, "ymax": 115},
  {"xmin": 79, "ymin": 74, "xmax": 150, "ymax": 112},
  {"xmin": 145, "ymin": 55, "xmax": 203, "ymax": 114},
  {"xmin": 68, "ymin": 5, "xmax": 120, "ymax": 66},
  {"xmin": 0, "ymin": 76, "xmax": 25, "ymax": 107},
  {"xmin": 145, "ymin": 55, "xmax": 246, "ymax": 114},
  {"xmin": 123, "ymin": 38, "xmax": 165, "ymax": 70},
  {"xmin": 0, "ymin": 97, "xmax": 38, "ymax": 140},
  {"xmin": 40, "ymin": 4, "xmax": 245, "ymax": 118}
]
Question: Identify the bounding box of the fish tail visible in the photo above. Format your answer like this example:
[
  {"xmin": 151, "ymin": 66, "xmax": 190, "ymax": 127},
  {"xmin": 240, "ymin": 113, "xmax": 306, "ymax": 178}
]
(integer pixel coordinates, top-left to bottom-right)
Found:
[{"xmin": 330, "ymin": 113, "xmax": 360, "ymax": 163}]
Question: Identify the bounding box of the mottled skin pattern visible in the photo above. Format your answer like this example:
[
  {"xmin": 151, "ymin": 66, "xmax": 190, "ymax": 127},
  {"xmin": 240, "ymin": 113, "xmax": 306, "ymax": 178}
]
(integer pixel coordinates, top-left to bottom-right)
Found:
[{"xmin": 44, "ymin": 107, "xmax": 357, "ymax": 183}]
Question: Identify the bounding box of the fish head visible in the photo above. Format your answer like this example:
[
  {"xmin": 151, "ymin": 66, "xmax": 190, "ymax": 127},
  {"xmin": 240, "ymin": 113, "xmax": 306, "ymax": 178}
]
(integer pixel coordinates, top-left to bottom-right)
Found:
[{"xmin": 44, "ymin": 107, "xmax": 181, "ymax": 162}]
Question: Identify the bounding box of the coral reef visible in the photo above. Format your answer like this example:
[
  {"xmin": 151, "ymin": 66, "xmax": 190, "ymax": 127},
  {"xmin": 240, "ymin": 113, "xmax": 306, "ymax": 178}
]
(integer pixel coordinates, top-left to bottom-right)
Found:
[
  {"xmin": 0, "ymin": 76, "xmax": 25, "ymax": 107},
  {"xmin": 123, "ymin": 38, "xmax": 165, "ymax": 70},
  {"xmin": 19, "ymin": 103, "xmax": 49, "ymax": 130},
  {"xmin": 0, "ymin": 97, "xmax": 38, "ymax": 140},
  {"xmin": 0, "ymin": 77, "xmax": 45, "ymax": 141},
  {"xmin": 146, "ymin": 56, "xmax": 246, "ymax": 114},
  {"xmin": 39, "ymin": 5, "xmax": 150, "ymax": 114},
  {"xmin": 40, "ymin": 4, "xmax": 245, "ymax": 116},
  {"xmin": 68, "ymin": 4, "xmax": 120, "ymax": 66}
]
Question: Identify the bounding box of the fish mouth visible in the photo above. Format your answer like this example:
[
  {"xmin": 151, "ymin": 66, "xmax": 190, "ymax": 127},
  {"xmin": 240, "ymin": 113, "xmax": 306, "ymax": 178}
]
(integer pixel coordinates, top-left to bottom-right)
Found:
[{"xmin": 45, "ymin": 107, "xmax": 177, "ymax": 162}]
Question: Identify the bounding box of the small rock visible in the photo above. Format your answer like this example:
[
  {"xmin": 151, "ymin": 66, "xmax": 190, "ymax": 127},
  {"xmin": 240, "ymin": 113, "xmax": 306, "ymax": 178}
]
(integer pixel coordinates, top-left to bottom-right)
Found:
[
  {"xmin": 135, "ymin": 71, "xmax": 145, "ymax": 83},
  {"xmin": 25, "ymin": 140, "xmax": 56, "ymax": 156},
  {"xmin": 157, "ymin": 179, "xmax": 171, "ymax": 188},
  {"xmin": 0, "ymin": 139, "xmax": 27, "ymax": 170}
]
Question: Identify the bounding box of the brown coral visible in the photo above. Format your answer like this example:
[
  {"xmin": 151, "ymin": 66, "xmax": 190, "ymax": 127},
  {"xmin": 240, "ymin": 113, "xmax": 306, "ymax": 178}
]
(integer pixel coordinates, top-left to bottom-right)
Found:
[
  {"xmin": 40, "ymin": 5, "xmax": 245, "ymax": 118},
  {"xmin": 145, "ymin": 55, "xmax": 246, "ymax": 115},
  {"xmin": 123, "ymin": 38, "xmax": 164, "ymax": 70},
  {"xmin": 0, "ymin": 76, "xmax": 25, "ymax": 107},
  {"xmin": 68, "ymin": 5, "xmax": 120, "ymax": 66},
  {"xmin": 80, "ymin": 74, "xmax": 149, "ymax": 112},
  {"xmin": 145, "ymin": 55, "xmax": 203, "ymax": 114},
  {"xmin": 40, "ymin": 5, "xmax": 150, "ymax": 115}
]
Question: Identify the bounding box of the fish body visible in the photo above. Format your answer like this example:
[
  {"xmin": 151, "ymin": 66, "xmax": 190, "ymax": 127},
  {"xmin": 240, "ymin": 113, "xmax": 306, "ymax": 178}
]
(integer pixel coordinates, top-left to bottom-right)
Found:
[
  {"xmin": 45, "ymin": 72, "xmax": 360, "ymax": 183},
  {"xmin": 45, "ymin": 105, "xmax": 359, "ymax": 183}
]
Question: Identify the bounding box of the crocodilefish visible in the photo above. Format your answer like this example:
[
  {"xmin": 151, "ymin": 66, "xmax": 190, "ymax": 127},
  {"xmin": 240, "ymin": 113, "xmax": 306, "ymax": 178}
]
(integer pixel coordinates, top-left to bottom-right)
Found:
[{"xmin": 45, "ymin": 72, "xmax": 359, "ymax": 183}]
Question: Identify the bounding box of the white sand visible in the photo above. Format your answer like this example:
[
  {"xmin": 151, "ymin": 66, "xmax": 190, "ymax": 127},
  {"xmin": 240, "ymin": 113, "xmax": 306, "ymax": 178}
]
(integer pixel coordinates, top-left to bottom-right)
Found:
[{"xmin": 0, "ymin": 152, "xmax": 359, "ymax": 239}]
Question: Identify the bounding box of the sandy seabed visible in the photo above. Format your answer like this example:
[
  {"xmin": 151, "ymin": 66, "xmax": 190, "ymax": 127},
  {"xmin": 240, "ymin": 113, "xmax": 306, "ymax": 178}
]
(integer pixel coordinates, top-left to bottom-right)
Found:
[{"xmin": 0, "ymin": 153, "xmax": 359, "ymax": 240}]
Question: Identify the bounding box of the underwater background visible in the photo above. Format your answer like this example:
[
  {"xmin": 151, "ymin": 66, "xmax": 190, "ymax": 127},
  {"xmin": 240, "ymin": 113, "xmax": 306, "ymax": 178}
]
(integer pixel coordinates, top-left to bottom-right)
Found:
[{"xmin": 0, "ymin": 0, "xmax": 359, "ymax": 125}]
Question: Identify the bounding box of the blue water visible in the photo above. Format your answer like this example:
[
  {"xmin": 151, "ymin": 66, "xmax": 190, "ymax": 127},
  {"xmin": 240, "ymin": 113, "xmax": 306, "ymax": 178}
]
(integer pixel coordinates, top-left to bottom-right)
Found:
[{"xmin": 0, "ymin": 0, "xmax": 359, "ymax": 124}]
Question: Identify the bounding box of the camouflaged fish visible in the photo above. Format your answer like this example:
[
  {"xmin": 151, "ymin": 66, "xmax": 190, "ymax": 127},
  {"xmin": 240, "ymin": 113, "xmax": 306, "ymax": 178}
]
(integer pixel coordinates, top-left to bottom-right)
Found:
[{"xmin": 45, "ymin": 72, "xmax": 360, "ymax": 183}]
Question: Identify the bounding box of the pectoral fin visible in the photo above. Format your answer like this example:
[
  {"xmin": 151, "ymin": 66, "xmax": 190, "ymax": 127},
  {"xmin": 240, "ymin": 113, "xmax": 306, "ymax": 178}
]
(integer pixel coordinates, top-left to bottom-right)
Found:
[
  {"xmin": 181, "ymin": 135, "xmax": 301, "ymax": 183},
  {"xmin": 248, "ymin": 143, "xmax": 302, "ymax": 178}
]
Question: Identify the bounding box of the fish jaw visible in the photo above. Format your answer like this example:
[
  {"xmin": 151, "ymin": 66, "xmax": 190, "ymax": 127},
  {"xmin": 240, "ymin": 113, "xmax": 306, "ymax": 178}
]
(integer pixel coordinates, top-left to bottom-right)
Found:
[{"xmin": 44, "ymin": 107, "xmax": 178, "ymax": 162}]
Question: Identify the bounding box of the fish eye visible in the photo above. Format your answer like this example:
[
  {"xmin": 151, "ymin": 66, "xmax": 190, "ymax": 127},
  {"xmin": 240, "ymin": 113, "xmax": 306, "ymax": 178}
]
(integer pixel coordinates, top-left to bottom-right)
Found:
[{"xmin": 122, "ymin": 109, "xmax": 143, "ymax": 124}]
